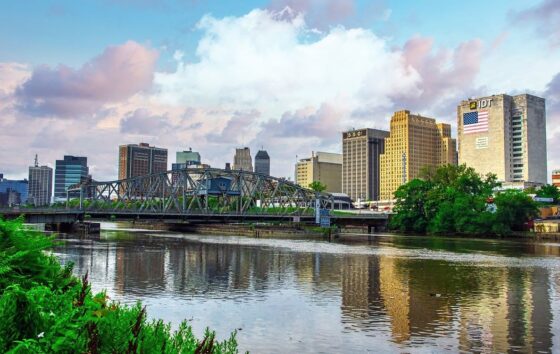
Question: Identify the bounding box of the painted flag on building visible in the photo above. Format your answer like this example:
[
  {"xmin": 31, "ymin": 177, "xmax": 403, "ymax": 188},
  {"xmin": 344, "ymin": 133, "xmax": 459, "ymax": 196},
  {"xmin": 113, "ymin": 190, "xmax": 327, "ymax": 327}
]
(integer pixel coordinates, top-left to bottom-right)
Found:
[{"xmin": 463, "ymin": 110, "xmax": 489, "ymax": 134}]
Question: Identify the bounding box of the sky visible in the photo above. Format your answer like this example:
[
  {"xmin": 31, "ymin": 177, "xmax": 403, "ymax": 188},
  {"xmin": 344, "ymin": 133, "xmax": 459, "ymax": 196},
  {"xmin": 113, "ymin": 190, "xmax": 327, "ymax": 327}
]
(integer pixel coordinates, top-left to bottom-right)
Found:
[{"xmin": 1, "ymin": 0, "xmax": 560, "ymax": 181}]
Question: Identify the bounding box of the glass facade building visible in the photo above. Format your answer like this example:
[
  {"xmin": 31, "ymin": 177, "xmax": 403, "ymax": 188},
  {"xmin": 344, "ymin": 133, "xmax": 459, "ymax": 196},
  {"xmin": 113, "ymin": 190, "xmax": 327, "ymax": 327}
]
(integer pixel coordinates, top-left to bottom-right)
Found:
[
  {"xmin": 0, "ymin": 174, "xmax": 28, "ymax": 206},
  {"xmin": 54, "ymin": 156, "xmax": 89, "ymax": 201},
  {"xmin": 254, "ymin": 150, "xmax": 270, "ymax": 175}
]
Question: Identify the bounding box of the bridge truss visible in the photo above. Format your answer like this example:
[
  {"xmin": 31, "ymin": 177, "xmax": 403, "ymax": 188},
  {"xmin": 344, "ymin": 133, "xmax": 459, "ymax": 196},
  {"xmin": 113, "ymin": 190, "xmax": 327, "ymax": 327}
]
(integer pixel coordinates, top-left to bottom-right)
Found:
[{"xmin": 68, "ymin": 168, "xmax": 333, "ymax": 216}]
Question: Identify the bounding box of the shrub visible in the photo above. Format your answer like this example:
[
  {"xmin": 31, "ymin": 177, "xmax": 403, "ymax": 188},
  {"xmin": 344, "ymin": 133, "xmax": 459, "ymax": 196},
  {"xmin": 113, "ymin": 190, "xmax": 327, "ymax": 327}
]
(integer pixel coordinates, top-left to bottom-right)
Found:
[{"xmin": 0, "ymin": 218, "xmax": 242, "ymax": 353}]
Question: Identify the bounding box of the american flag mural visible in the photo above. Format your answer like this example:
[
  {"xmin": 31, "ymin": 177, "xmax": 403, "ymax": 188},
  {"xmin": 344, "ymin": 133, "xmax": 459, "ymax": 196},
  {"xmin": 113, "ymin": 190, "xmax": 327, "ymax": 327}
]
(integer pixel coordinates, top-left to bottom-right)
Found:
[{"xmin": 463, "ymin": 110, "xmax": 488, "ymax": 134}]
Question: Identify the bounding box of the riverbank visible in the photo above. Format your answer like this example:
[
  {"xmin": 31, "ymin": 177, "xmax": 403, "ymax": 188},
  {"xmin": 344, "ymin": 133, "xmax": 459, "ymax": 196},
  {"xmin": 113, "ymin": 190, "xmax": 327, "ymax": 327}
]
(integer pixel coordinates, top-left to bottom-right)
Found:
[
  {"xmin": 99, "ymin": 220, "xmax": 560, "ymax": 243},
  {"xmin": 109, "ymin": 220, "xmax": 335, "ymax": 239}
]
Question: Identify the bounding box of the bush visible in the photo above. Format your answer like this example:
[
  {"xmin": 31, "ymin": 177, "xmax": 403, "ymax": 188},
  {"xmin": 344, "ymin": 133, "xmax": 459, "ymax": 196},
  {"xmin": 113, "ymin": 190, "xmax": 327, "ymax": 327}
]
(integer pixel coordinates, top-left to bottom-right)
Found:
[{"xmin": 0, "ymin": 218, "xmax": 242, "ymax": 353}]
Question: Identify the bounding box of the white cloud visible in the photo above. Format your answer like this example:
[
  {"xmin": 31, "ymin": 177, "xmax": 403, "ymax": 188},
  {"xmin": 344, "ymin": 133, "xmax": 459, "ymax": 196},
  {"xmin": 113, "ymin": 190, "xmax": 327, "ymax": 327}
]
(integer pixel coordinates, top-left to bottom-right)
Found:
[{"xmin": 155, "ymin": 8, "xmax": 421, "ymax": 122}]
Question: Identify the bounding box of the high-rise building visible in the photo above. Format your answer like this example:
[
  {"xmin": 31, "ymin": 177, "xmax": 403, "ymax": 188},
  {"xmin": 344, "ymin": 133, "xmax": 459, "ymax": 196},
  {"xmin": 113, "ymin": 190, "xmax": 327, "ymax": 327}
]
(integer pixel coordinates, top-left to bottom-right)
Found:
[
  {"xmin": 254, "ymin": 150, "xmax": 270, "ymax": 175},
  {"xmin": 28, "ymin": 156, "xmax": 53, "ymax": 206},
  {"xmin": 172, "ymin": 148, "xmax": 202, "ymax": 171},
  {"xmin": 553, "ymin": 170, "xmax": 560, "ymax": 188},
  {"xmin": 342, "ymin": 129, "xmax": 390, "ymax": 202},
  {"xmin": 458, "ymin": 94, "xmax": 547, "ymax": 184},
  {"xmin": 380, "ymin": 110, "xmax": 457, "ymax": 200},
  {"xmin": 295, "ymin": 152, "xmax": 342, "ymax": 193},
  {"xmin": 0, "ymin": 174, "xmax": 28, "ymax": 205},
  {"xmin": 118, "ymin": 143, "xmax": 168, "ymax": 180},
  {"xmin": 233, "ymin": 147, "xmax": 253, "ymax": 172},
  {"xmin": 54, "ymin": 155, "xmax": 89, "ymax": 201}
]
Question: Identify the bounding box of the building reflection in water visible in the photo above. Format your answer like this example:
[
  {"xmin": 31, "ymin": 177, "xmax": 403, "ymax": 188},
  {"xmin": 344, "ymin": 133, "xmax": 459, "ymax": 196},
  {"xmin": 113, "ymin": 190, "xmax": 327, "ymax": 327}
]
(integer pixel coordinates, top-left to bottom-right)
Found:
[{"xmin": 54, "ymin": 232, "xmax": 557, "ymax": 353}]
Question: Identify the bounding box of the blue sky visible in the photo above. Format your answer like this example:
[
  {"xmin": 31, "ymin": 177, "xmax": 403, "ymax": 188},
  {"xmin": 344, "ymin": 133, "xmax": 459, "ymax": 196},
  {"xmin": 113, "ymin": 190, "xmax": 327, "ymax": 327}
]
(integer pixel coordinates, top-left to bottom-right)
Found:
[
  {"xmin": 0, "ymin": 0, "xmax": 536, "ymax": 66},
  {"xmin": 0, "ymin": 0, "xmax": 559, "ymax": 180}
]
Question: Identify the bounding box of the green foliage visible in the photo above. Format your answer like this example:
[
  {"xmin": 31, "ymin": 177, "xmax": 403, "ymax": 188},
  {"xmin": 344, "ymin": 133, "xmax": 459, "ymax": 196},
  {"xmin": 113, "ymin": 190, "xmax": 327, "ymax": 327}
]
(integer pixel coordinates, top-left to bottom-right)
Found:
[
  {"xmin": 493, "ymin": 190, "xmax": 539, "ymax": 235},
  {"xmin": 390, "ymin": 164, "xmax": 537, "ymax": 236},
  {"xmin": 0, "ymin": 218, "xmax": 242, "ymax": 353},
  {"xmin": 536, "ymin": 184, "xmax": 560, "ymax": 203},
  {"xmin": 308, "ymin": 181, "xmax": 327, "ymax": 192}
]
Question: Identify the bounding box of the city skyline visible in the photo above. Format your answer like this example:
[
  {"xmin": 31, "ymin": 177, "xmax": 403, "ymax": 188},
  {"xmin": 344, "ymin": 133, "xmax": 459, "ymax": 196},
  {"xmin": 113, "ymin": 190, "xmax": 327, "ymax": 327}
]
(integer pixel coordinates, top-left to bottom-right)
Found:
[{"xmin": 1, "ymin": 0, "xmax": 560, "ymax": 181}]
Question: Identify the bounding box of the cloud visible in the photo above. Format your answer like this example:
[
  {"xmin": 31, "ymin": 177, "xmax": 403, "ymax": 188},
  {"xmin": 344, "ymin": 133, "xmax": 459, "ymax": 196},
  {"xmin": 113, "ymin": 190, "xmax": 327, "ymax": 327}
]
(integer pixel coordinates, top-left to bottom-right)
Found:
[
  {"xmin": 511, "ymin": 0, "xmax": 560, "ymax": 48},
  {"xmin": 2, "ymin": 8, "xmax": 491, "ymax": 182},
  {"xmin": 15, "ymin": 41, "xmax": 158, "ymax": 118},
  {"xmin": 120, "ymin": 108, "xmax": 171, "ymax": 135},
  {"xmin": 0, "ymin": 63, "xmax": 31, "ymax": 110},
  {"xmin": 262, "ymin": 103, "xmax": 343, "ymax": 141},
  {"xmin": 391, "ymin": 36, "xmax": 483, "ymax": 115},
  {"xmin": 268, "ymin": 0, "xmax": 356, "ymax": 29},
  {"xmin": 156, "ymin": 8, "xmax": 420, "ymax": 120},
  {"xmin": 207, "ymin": 110, "xmax": 260, "ymax": 144}
]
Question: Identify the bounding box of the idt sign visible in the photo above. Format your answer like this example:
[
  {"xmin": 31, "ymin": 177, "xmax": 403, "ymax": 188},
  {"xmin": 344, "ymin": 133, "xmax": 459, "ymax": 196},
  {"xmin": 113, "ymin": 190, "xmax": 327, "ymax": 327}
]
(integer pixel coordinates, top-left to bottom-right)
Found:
[{"xmin": 469, "ymin": 98, "xmax": 493, "ymax": 110}]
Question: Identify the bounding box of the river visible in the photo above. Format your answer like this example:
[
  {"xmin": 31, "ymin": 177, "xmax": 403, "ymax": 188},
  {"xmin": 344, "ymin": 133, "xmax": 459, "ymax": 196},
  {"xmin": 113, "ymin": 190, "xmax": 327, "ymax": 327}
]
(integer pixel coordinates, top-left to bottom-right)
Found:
[{"xmin": 52, "ymin": 222, "xmax": 560, "ymax": 353}]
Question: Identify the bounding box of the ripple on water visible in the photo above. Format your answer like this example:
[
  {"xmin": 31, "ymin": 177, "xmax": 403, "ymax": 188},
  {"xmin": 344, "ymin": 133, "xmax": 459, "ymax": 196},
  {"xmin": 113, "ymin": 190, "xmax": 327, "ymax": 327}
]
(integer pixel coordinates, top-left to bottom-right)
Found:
[{"xmin": 150, "ymin": 233, "xmax": 560, "ymax": 269}]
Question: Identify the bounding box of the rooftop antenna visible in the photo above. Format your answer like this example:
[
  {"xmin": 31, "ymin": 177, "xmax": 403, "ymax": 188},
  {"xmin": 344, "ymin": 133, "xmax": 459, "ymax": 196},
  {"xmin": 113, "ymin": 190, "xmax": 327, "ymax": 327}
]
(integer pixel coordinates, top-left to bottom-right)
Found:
[{"xmin": 34, "ymin": 154, "xmax": 38, "ymax": 167}]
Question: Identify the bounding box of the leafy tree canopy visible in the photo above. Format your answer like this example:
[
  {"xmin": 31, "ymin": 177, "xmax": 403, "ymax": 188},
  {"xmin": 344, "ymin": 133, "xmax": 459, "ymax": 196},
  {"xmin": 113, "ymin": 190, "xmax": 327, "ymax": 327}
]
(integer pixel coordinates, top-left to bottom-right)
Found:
[
  {"xmin": 308, "ymin": 181, "xmax": 327, "ymax": 192},
  {"xmin": 535, "ymin": 184, "xmax": 560, "ymax": 202},
  {"xmin": 390, "ymin": 164, "xmax": 537, "ymax": 236}
]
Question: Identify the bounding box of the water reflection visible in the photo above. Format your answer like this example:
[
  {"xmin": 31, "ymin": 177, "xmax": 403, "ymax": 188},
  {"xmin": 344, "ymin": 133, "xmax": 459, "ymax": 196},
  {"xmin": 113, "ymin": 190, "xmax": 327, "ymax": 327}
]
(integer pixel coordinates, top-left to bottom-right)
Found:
[{"xmin": 53, "ymin": 228, "xmax": 560, "ymax": 353}]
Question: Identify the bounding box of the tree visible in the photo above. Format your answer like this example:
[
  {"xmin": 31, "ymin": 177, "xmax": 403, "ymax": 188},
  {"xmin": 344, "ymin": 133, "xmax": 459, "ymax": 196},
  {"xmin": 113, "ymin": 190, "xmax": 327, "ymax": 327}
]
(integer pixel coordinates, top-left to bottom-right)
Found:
[
  {"xmin": 390, "ymin": 164, "xmax": 532, "ymax": 236},
  {"xmin": 536, "ymin": 184, "xmax": 560, "ymax": 203},
  {"xmin": 493, "ymin": 190, "xmax": 539, "ymax": 234},
  {"xmin": 308, "ymin": 181, "xmax": 327, "ymax": 192},
  {"xmin": 390, "ymin": 179, "xmax": 432, "ymax": 233}
]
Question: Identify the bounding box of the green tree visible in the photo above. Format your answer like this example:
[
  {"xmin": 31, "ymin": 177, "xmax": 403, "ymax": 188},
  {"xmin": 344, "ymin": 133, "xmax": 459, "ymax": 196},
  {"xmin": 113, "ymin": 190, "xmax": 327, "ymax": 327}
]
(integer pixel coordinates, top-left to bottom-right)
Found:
[
  {"xmin": 390, "ymin": 179, "xmax": 432, "ymax": 233},
  {"xmin": 390, "ymin": 164, "xmax": 534, "ymax": 236},
  {"xmin": 493, "ymin": 190, "xmax": 539, "ymax": 234},
  {"xmin": 536, "ymin": 184, "xmax": 560, "ymax": 203},
  {"xmin": 308, "ymin": 181, "xmax": 327, "ymax": 192}
]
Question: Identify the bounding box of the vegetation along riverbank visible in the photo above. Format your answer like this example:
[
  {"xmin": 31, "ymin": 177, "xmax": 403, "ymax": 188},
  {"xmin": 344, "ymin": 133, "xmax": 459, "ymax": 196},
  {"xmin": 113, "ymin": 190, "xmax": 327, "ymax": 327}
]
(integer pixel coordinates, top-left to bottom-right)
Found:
[
  {"xmin": 0, "ymin": 218, "xmax": 242, "ymax": 353},
  {"xmin": 389, "ymin": 164, "xmax": 546, "ymax": 237}
]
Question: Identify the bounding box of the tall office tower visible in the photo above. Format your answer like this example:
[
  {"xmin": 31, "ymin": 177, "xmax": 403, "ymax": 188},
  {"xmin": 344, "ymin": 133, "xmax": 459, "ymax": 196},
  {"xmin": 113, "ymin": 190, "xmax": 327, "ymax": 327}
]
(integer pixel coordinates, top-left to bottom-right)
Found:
[
  {"xmin": 28, "ymin": 156, "xmax": 53, "ymax": 206},
  {"xmin": 458, "ymin": 94, "xmax": 547, "ymax": 185},
  {"xmin": 379, "ymin": 110, "xmax": 457, "ymax": 200},
  {"xmin": 233, "ymin": 147, "xmax": 253, "ymax": 172},
  {"xmin": 342, "ymin": 129, "xmax": 390, "ymax": 202},
  {"xmin": 295, "ymin": 151, "xmax": 343, "ymax": 193},
  {"xmin": 54, "ymin": 155, "xmax": 89, "ymax": 201},
  {"xmin": 254, "ymin": 150, "xmax": 270, "ymax": 175},
  {"xmin": 0, "ymin": 174, "xmax": 28, "ymax": 205},
  {"xmin": 118, "ymin": 143, "xmax": 168, "ymax": 180}
]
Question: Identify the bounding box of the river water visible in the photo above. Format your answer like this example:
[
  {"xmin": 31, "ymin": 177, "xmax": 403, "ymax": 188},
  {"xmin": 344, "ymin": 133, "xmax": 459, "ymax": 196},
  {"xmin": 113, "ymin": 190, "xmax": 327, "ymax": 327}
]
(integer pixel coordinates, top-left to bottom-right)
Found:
[{"xmin": 52, "ymin": 223, "xmax": 560, "ymax": 353}]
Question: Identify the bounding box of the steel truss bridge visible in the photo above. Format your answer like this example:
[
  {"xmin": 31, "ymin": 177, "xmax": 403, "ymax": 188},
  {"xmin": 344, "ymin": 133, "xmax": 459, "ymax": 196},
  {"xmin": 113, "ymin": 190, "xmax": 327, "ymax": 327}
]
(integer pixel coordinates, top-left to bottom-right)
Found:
[{"xmin": 67, "ymin": 167, "xmax": 334, "ymax": 217}]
